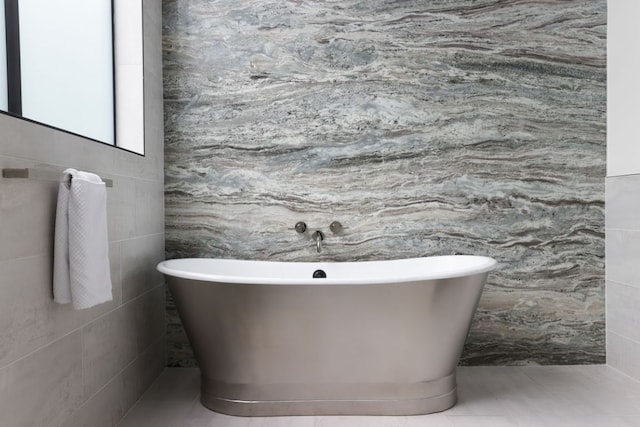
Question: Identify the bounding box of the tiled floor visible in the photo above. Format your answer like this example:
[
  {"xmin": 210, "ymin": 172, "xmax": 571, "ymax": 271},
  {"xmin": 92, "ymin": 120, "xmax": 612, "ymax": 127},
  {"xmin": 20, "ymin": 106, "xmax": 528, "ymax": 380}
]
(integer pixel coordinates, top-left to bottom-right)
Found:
[{"xmin": 118, "ymin": 366, "xmax": 640, "ymax": 427}]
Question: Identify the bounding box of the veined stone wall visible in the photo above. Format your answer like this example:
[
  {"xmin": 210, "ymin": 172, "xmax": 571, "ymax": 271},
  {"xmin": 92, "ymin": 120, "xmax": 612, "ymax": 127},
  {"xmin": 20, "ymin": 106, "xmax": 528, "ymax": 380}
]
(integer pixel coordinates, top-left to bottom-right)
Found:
[{"xmin": 163, "ymin": 0, "xmax": 606, "ymax": 366}]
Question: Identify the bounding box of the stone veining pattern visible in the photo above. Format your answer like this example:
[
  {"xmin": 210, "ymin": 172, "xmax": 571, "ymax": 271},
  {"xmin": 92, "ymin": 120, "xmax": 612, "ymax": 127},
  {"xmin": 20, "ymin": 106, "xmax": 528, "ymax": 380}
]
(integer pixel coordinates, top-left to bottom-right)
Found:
[{"xmin": 163, "ymin": 0, "xmax": 606, "ymax": 366}]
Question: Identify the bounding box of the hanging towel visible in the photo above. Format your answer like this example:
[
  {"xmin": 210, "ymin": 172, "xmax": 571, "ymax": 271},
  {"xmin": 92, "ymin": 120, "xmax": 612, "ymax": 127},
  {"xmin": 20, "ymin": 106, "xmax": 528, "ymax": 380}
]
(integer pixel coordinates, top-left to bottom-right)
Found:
[{"xmin": 53, "ymin": 168, "xmax": 112, "ymax": 309}]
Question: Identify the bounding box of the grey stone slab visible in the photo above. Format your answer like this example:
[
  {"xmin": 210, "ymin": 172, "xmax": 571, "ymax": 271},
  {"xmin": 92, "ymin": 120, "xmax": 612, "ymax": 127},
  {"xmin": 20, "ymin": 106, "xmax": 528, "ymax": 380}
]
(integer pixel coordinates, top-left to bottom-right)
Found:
[
  {"xmin": 61, "ymin": 375, "xmax": 125, "ymax": 427},
  {"xmin": 121, "ymin": 233, "xmax": 166, "ymax": 302},
  {"xmin": 0, "ymin": 332, "xmax": 83, "ymax": 427},
  {"xmin": 82, "ymin": 305, "xmax": 138, "ymax": 397},
  {"xmin": 0, "ymin": 254, "xmax": 76, "ymax": 367}
]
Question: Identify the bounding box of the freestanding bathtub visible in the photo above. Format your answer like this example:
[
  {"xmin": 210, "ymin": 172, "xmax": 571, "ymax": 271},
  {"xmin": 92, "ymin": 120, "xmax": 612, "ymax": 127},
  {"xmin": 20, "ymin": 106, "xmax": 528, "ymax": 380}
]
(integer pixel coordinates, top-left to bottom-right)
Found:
[{"xmin": 157, "ymin": 255, "xmax": 497, "ymax": 416}]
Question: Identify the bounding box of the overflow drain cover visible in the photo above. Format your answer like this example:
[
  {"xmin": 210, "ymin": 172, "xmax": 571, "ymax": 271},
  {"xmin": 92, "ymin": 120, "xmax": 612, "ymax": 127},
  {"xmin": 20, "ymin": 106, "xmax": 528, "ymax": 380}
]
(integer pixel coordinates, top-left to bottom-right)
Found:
[{"xmin": 313, "ymin": 269, "xmax": 326, "ymax": 278}]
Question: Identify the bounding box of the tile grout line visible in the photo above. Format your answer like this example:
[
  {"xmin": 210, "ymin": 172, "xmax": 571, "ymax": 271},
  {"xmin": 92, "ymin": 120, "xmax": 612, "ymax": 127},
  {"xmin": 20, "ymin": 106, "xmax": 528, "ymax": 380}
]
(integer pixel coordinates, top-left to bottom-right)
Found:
[
  {"xmin": 608, "ymin": 329, "xmax": 640, "ymax": 348},
  {"xmin": 0, "ymin": 326, "xmax": 83, "ymax": 373}
]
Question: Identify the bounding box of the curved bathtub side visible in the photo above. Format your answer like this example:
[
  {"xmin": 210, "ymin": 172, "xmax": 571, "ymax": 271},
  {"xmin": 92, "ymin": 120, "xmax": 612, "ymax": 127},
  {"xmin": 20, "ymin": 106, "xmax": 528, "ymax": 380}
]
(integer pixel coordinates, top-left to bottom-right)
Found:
[{"xmin": 165, "ymin": 270, "xmax": 489, "ymax": 416}]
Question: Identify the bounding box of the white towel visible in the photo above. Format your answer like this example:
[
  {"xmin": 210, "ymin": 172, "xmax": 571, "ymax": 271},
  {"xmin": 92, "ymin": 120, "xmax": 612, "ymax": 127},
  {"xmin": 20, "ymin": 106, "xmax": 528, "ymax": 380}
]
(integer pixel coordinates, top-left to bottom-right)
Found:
[{"xmin": 53, "ymin": 168, "xmax": 112, "ymax": 309}]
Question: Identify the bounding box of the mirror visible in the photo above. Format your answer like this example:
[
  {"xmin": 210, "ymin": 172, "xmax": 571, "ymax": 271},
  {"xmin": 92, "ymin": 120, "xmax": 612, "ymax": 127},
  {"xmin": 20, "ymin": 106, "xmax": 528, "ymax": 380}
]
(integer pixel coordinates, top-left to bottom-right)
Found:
[{"xmin": 0, "ymin": 0, "xmax": 144, "ymax": 154}]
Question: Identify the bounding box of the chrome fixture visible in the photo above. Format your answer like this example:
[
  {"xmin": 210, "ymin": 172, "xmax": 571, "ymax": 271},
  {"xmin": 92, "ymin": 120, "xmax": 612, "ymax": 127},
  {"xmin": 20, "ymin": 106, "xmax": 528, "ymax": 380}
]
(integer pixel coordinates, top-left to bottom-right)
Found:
[
  {"xmin": 2, "ymin": 167, "xmax": 113, "ymax": 187},
  {"xmin": 295, "ymin": 221, "xmax": 307, "ymax": 233},
  {"xmin": 312, "ymin": 230, "xmax": 324, "ymax": 253},
  {"xmin": 329, "ymin": 221, "xmax": 343, "ymax": 234}
]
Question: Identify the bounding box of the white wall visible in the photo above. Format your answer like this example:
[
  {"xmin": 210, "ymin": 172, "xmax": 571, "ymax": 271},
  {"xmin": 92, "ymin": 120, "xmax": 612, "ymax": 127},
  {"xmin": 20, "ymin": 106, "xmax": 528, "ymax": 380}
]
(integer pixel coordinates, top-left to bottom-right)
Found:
[
  {"xmin": 115, "ymin": 0, "xmax": 145, "ymax": 153},
  {"xmin": 606, "ymin": 1, "xmax": 640, "ymax": 381},
  {"xmin": 607, "ymin": 1, "xmax": 640, "ymax": 177}
]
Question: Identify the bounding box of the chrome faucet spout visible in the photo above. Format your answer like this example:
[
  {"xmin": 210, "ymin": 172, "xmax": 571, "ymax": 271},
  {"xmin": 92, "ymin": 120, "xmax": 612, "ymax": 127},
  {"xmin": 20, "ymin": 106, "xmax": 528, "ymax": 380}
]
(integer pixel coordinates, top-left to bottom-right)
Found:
[{"xmin": 312, "ymin": 231, "xmax": 324, "ymax": 253}]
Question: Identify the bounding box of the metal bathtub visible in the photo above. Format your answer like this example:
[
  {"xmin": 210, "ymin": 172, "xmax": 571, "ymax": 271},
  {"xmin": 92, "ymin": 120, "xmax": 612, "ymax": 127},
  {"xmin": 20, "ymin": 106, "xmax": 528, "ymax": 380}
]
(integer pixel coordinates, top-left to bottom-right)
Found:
[{"xmin": 158, "ymin": 256, "xmax": 496, "ymax": 416}]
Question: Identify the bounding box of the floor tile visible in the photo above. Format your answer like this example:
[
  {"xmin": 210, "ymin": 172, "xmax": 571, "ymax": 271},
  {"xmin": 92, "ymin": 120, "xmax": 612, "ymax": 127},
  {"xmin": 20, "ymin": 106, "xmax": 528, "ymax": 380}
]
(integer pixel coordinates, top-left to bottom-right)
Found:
[
  {"xmin": 118, "ymin": 366, "xmax": 640, "ymax": 427},
  {"xmin": 118, "ymin": 368, "xmax": 199, "ymax": 427},
  {"xmin": 315, "ymin": 415, "xmax": 410, "ymax": 427}
]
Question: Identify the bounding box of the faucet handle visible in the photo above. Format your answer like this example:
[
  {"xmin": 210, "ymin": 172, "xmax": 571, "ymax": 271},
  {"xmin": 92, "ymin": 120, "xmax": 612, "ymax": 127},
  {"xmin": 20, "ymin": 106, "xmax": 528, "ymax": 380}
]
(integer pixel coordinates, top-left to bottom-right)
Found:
[
  {"xmin": 295, "ymin": 221, "xmax": 307, "ymax": 233},
  {"xmin": 329, "ymin": 221, "xmax": 343, "ymax": 234}
]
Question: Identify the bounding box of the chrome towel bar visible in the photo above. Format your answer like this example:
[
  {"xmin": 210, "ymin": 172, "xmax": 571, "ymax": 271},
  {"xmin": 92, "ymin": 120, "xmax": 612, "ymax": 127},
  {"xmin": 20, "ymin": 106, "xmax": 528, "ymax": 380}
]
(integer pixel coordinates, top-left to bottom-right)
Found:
[{"xmin": 2, "ymin": 168, "xmax": 113, "ymax": 188}]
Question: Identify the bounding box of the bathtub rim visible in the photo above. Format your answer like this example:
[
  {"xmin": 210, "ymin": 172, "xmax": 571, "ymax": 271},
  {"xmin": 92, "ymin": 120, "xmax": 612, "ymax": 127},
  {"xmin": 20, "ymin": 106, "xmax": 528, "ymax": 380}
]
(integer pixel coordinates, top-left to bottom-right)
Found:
[{"xmin": 157, "ymin": 255, "xmax": 497, "ymax": 286}]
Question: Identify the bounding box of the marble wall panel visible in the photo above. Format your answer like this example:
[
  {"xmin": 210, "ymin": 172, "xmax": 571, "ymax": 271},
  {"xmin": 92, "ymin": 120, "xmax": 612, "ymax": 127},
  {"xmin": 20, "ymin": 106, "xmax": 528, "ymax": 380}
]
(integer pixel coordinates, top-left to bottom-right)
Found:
[{"xmin": 163, "ymin": 0, "xmax": 606, "ymax": 365}]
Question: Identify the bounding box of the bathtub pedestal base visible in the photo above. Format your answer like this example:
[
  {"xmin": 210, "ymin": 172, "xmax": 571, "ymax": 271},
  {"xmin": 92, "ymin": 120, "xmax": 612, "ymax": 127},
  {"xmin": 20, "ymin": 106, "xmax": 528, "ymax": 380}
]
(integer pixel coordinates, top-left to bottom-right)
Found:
[
  {"xmin": 200, "ymin": 374, "xmax": 458, "ymax": 416},
  {"xmin": 201, "ymin": 391, "xmax": 457, "ymax": 417}
]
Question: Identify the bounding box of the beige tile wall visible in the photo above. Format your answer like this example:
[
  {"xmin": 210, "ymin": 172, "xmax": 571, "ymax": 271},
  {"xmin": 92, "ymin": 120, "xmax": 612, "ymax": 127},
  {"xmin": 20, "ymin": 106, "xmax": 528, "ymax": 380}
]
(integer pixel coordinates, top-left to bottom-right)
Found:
[
  {"xmin": 606, "ymin": 1, "xmax": 640, "ymax": 383},
  {"xmin": 606, "ymin": 174, "xmax": 640, "ymax": 382},
  {"xmin": 0, "ymin": 1, "xmax": 166, "ymax": 426}
]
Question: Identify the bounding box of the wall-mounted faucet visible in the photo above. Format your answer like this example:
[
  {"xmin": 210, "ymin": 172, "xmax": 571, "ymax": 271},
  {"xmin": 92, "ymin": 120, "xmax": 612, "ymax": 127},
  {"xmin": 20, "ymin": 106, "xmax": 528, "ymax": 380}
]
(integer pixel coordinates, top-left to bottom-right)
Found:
[
  {"xmin": 294, "ymin": 221, "xmax": 342, "ymax": 253},
  {"xmin": 312, "ymin": 230, "xmax": 324, "ymax": 253}
]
